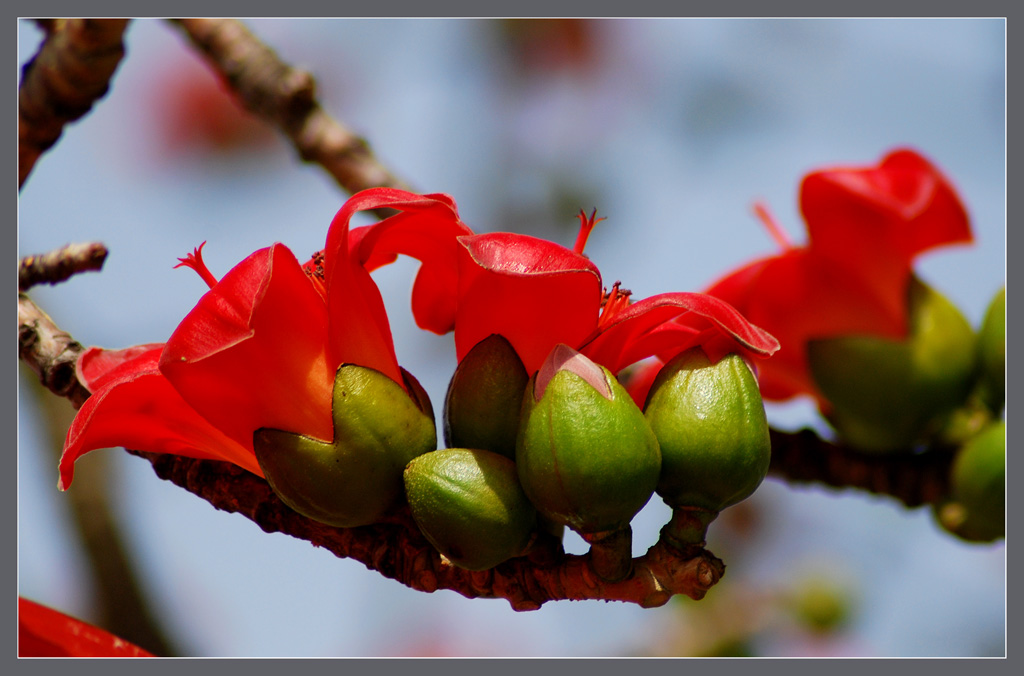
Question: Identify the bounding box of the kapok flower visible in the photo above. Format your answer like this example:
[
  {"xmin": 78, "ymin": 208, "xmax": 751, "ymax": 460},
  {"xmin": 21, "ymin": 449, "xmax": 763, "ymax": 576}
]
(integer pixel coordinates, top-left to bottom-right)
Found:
[
  {"xmin": 702, "ymin": 148, "xmax": 973, "ymax": 404},
  {"xmin": 59, "ymin": 188, "xmax": 472, "ymax": 491},
  {"xmin": 440, "ymin": 208, "xmax": 779, "ymax": 388}
]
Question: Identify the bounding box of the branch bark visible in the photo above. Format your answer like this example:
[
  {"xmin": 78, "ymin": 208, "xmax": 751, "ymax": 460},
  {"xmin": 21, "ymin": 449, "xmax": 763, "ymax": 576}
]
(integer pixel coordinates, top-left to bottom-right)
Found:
[
  {"xmin": 18, "ymin": 19, "xmax": 131, "ymax": 189},
  {"xmin": 20, "ymin": 241, "xmax": 108, "ymax": 292},
  {"xmin": 167, "ymin": 18, "xmax": 412, "ymax": 210},
  {"xmin": 17, "ymin": 243, "xmax": 957, "ymax": 610}
]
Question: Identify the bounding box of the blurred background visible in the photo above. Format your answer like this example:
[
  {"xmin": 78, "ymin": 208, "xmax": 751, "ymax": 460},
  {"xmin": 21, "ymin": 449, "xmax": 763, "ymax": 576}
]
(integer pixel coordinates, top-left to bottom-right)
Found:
[{"xmin": 18, "ymin": 18, "xmax": 1005, "ymax": 657}]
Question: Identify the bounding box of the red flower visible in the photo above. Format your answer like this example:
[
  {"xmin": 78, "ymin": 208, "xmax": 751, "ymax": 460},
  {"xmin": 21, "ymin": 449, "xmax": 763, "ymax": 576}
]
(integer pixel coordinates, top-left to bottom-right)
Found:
[
  {"xmin": 59, "ymin": 189, "xmax": 471, "ymax": 490},
  {"xmin": 436, "ymin": 209, "xmax": 779, "ymax": 400},
  {"xmin": 703, "ymin": 148, "xmax": 973, "ymax": 403},
  {"xmin": 18, "ymin": 597, "xmax": 153, "ymax": 657}
]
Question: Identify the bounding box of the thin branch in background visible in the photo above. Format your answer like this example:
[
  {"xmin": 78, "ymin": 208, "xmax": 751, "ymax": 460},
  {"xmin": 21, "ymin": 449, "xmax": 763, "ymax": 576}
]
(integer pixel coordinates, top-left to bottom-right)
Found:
[
  {"xmin": 168, "ymin": 18, "xmax": 413, "ymax": 214},
  {"xmin": 22, "ymin": 374, "xmax": 179, "ymax": 656},
  {"xmin": 19, "ymin": 242, "xmax": 108, "ymax": 292},
  {"xmin": 18, "ymin": 19, "xmax": 131, "ymax": 190}
]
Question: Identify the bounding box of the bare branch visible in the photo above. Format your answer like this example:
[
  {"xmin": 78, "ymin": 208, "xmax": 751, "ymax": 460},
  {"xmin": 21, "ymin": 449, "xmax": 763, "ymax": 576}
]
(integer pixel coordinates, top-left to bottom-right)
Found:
[
  {"xmin": 767, "ymin": 428, "xmax": 953, "ymax": 508},
  {"xmin": 167, "ymin": 19, "xmax": 412, "ymax": 209},
  {"xmin": 17, "ymin": 294, "xmax": 959, "ymax": 609},
  {"xmin": 18, "ymin": 294, "xmax": 91, "ymax": 409},
  {"xmin": 19, "ymin": 241, "xmax": 108, "ymax": 291},
  {"xmin": 18, "ymin": 19, "xmax": 131, "ymax": 189},
  {"xmin": 130, "ymin": 450, "xmax": 724, "ymax": 610}
]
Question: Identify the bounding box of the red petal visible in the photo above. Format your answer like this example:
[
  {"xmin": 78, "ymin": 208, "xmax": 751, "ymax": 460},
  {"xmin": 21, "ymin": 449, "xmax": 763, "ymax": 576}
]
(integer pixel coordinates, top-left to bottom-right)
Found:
[
  {"xmin": 321, "ymin": 189, "xmax": 466, "ymax": 385},
  {"xmin": 580, "ymin": 291, "xmax": 780, "ymax": 375},
  {"xmin": 76, "ymin": 343, "xmax": 165, "ymax": 392},
  {"xmin": 802, "ymin": 148, "xmax": 973, "ymax": 265},
  {"xmin": 347, "ymin": 192, "xmax": 473, "ymax": 335},
  {"xmin": 19, "ymin": 597, "xmax": 154, "ymax": 657},
  {"xmin": 60, "ymin": 348, "xmax": 259, "ymax": 491},
  {"xmin": 160, "ymin": 244, "xmax": 335, "ymax": 446},
  {"xmin": 455, "ymin": 232, "xmax": 603, "ymax": 375}
]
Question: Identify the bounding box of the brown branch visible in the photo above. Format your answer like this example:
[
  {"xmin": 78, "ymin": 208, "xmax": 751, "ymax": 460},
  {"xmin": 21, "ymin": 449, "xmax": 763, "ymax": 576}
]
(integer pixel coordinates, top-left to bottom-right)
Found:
[
  {"xmin": 18, "ymin": 293, "xmax": 92, "ymax": 410},
  {"xmin": 167, "ymin": 18, "xmax": 412, "ymax": 210},
  {"xmin": 19, "ymin": 241, "xmax": 108, "ymax": 291},
  {"xmin": 17, "ymin": 284, "xmax": 956, "ymax": 609},
  {"xmin": 18, "ymin": 19, "xmax": 131, "ymax": 189},
  {"xmin": 768, "ymin": 428, "xmax": 954, "ymax": 508}
]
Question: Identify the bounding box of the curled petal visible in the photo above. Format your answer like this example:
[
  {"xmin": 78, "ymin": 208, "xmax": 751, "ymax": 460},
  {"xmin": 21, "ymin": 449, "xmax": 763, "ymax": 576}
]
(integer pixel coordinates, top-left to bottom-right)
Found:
[
  {"xmin": 455, "ymin": 232, "xmax": 603, "ymax": 375},
  {"xmin": 802, "ymin": 148, "xmax": 973, "ymax": 263},
  {"xmin": 160, "ymin": 244, "xmax": 335, "ymax": 447},
  {"xmin": 60, "ymin": 347, "xmax": 260, "ymax": 491},
  {"xmin": 321, "ymin": 188, "xmax": 468, "ymax": 384},
  {"xmin": 580, "ymin": 291, "xmax": 780, "ymax": 376},
  {"xmin": 76, "ymin": 343, "xmax": 166, "ymax": 392}
]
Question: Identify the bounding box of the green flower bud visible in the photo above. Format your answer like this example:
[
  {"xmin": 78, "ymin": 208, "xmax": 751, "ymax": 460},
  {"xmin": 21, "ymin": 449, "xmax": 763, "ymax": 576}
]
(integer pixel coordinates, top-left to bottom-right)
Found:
[
  {"xmin": 515, "ymin": 344, "xmax": 661, "ymax": 536},
  {"xmin": 443, "ymin": 334, "xmax": 529, "ymax": 459},
  {"xmin": 934, "ymin": 420, "xmax": 1005, "ymax": 543},
  {"xmin": 977, "ymin": 287, "xmax": 1005, "ymax": 414},
  {"xmin": 644, "ymin": 348, "xmax": 771, "ymax": 514},
  {"xmin": 807, "ymin": 276, "xmax": 976, "ymax": 453},
  {"xmin": 253, "ymin": 364, "xmax": 437, "ymax": 528},
  {"xmin": 404, "ymin": 448, "xmax": 537, "ymax": 571}
]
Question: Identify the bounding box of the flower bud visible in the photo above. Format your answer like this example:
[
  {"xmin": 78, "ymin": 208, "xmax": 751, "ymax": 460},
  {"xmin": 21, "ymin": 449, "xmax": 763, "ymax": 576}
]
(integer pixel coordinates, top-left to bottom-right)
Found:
[
  {"xmin": 253, "ymin": 364, "xmax": 437, "ymax": 528},
  {"xmin": 934, "ymin": 420, "xmax": 1005, "ymax": 543},
  {"xmin": 443, "ymin": 334, "xmax": 529, "ymax": 459},
  {"xmin": 807, "ymin": 276, "xmax": 976, "ymax": 453},
  {"xmin": 404, "ymin": 448, "xmax": 537, "ymax": 570},
  {"xmin": 515, "ymin": 344, "xmax": 661, "ymax": 536},
  {"xmin": 977, "ymin": 287, "xmax": 1005, "ymax": 414},
  {"xmin": 643, "ymin": 348, "xmax": 771, "ymax": 514}
]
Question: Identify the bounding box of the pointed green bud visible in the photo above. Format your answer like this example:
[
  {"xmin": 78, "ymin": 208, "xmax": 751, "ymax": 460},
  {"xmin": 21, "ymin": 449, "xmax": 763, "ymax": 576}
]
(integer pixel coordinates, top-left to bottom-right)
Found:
[
  {"xmin": 977, "ymin": 287, "xmax": 1005, "ymax": 414},
  {"xmin": 807, "ymin": 276, "xmax": 976, "ymax": 453},
  {"xmin": 644, "ymin": 348, "xmax": 771, "ymax": 515},
  {"xmin": 515, "ymin": 344, "xmax": 661, "ymax": 536},
  {"xmin": 443, "ymin": 334, "xmax": 529, "ymax": 459},
  {"xmin": 253, "ymin": 364, "xmax": 437, "ymax": 528},
  {"xmin": 404, "ymin": 448, "xmax": 537, "ymax": 571},
  {"xmin": 934, "ymin": 420, "xmax": 1005, "ymax": 543}
]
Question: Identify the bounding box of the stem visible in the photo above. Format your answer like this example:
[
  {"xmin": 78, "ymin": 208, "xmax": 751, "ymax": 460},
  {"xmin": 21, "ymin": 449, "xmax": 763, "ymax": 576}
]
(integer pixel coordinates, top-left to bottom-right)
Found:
[
  {"xmin": 581, "ymin": 526, "xmax": 634, "ymax": 582},
  {"xmin": 660, "ymin": 506, "xmax": 719, "ymax": 552}
]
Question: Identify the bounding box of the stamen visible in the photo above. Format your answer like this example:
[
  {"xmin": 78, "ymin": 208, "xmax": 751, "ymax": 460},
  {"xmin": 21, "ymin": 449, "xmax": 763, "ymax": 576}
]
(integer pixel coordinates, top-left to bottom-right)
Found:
[
  {"xmin": 303, "ymin": 249, "xmax": 327, "ymax": 299},
  {"xmin": 572, "ymin": 207, "xmax": 607, "ymax": 255},
  {"xmin": 753, "ymin": 201, "xmax": 793, "ymax": 250},
  {"xmin": 598, "ymin": 281, "xmax": 632, "ymax": 329},
  {"xmin": 174, "ymin": 242, "xmax": 218, "ymax": 289}
]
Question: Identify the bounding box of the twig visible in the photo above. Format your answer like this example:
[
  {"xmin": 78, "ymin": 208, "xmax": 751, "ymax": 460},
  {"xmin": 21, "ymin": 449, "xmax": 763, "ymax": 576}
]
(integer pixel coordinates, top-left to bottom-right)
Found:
[
  {"xmin": 167, "ymin": 18, "xmax": 412, "ymax": 211},
  {"xmin": 18, "ymin": 294, "xmax": 92, "ymax": 410},
  {"xmin": 767, "ymin": 428, "xmax": 954, "ymax": 508},
  {"xmin": 19, "ymin": 241, "xmax": 108, "ymax": 291},
  {"xmin": 18, "ymin": 19, "xmax": 131, "ymax": 189}
]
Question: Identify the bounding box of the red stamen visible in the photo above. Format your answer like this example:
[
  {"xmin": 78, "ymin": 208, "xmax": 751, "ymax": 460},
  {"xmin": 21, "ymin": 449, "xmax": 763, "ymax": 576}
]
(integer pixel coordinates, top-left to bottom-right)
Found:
[
  {"xmin": 598, "ymin": 281, "xmax": 632, "ymax": 329},
  {"xmin": 572, "ymin": 207, "xmax": 607, "ymax": 255},
  {"xmin": 174, "ymin": 241, "xmax": 219, "ymax": 290},
  {"xmin": 753, "ymin": 201, "xmax": 793, "ymax": 250}
]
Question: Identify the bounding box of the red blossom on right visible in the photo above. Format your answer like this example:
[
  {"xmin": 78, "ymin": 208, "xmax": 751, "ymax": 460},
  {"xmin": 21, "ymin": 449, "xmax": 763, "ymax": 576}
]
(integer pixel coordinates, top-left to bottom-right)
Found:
[{"xmin": 702, "ymin": 148, "xmax": 973, "ymax": 404}]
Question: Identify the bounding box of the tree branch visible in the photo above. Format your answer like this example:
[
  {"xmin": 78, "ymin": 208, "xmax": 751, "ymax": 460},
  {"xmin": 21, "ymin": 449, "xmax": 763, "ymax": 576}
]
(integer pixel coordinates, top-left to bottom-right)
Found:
[
  {"xmin": 18, "ymin": 19, "xmax": 131, "ymax": 189},
  {"xmin": 166, "ymin": 18, "xmax": 412, "ymax": 212},
  {"xmin": 767, "ymin": 428, "xmax": 953, "ymax": 508},
  {"xmin": 16, "ymin": 246, "xmax": 957, "ymax": 610},
  {"xmin": 19, "ymin": 241, "xmax": 108, "ymax": 292}
]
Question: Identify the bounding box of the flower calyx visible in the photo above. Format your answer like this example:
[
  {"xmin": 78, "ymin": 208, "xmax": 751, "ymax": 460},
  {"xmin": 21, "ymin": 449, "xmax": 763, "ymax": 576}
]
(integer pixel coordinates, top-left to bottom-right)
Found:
[{"xmin": 253, "ymin": 363, "xmax": 436, "ymax": 528}]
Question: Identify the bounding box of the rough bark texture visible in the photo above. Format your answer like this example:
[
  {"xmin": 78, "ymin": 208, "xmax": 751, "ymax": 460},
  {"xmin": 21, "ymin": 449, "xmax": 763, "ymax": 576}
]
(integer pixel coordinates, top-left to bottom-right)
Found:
[
  {"xmin": 19, "ymin": 19, "xmax": 131, "ymax": 189},
  {"xmin": 19, "ymin": 241, "xmax": 108, "ymax": 291},
  {"xmin": 169, "ymin": 18, "xmax": 412, "ymax": 213}
]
